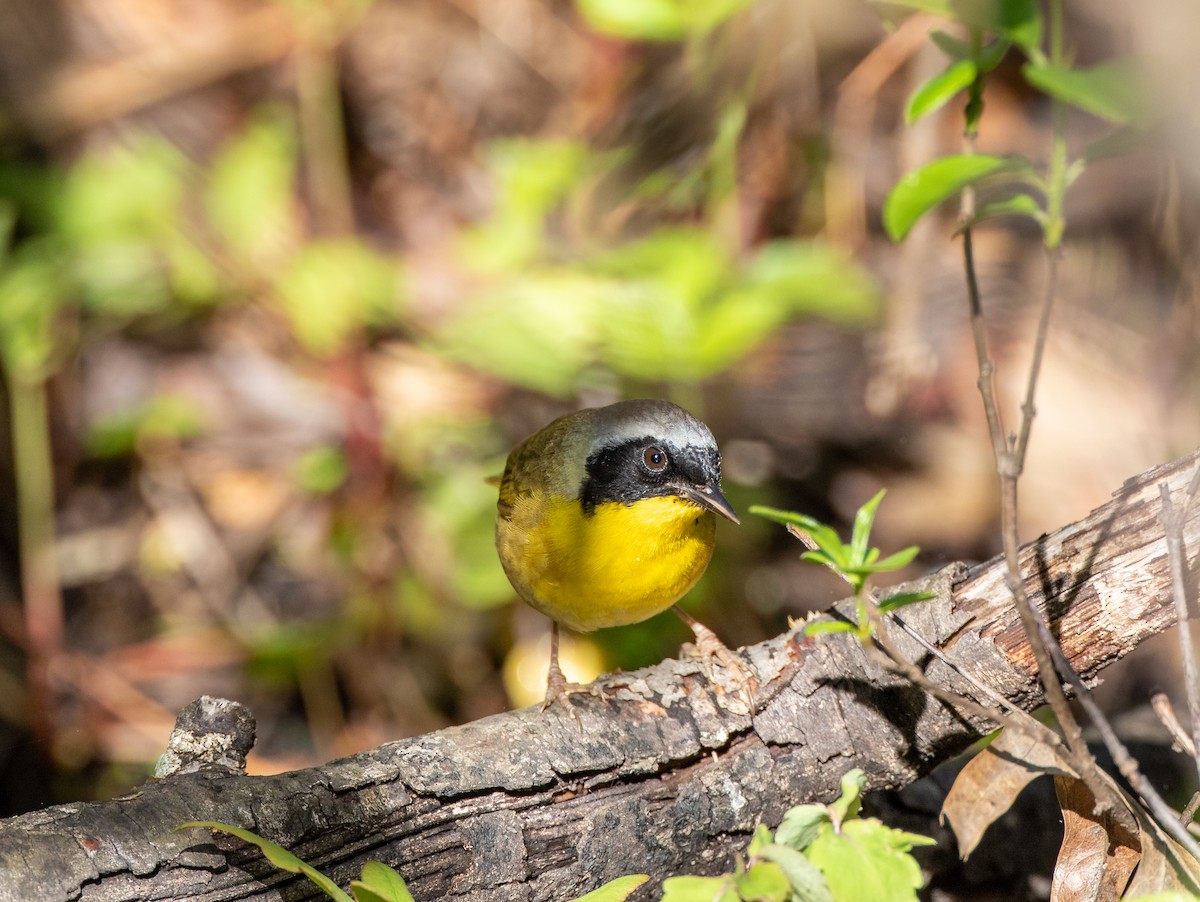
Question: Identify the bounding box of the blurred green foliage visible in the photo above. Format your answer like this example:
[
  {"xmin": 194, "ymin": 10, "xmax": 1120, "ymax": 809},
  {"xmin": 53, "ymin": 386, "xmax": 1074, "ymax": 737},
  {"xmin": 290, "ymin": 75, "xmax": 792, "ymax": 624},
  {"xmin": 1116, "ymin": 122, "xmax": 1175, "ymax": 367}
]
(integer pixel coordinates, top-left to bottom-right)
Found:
[
  {"xmin": 0, "ymin": 0, "xmax": 886, "ymax": 783},
  {"xmin": 441, "ymin": 140, "xmax": 879, "ymax": 395}
]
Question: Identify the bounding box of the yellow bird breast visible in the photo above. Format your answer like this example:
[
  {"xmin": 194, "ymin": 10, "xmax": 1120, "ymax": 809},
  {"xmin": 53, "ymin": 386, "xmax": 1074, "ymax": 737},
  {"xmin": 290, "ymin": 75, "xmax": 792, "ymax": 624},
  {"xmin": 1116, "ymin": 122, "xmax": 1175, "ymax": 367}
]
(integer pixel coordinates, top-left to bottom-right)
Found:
[{"xmin": 498, "ymin": 494, "xmax": 717, "ymax": 633}]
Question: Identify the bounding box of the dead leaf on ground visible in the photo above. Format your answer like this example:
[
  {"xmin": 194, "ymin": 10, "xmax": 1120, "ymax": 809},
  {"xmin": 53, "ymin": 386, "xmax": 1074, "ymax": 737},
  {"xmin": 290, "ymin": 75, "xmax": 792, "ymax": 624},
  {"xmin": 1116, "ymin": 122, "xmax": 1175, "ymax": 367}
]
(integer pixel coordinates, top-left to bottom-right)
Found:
[
  {"xmin": 942, "ymin": 728, "xmax": 1077, "ymax": 858},
  {"xmin": 1051, "ymin": 773, "xmax": 1139, "ymax": 902}
]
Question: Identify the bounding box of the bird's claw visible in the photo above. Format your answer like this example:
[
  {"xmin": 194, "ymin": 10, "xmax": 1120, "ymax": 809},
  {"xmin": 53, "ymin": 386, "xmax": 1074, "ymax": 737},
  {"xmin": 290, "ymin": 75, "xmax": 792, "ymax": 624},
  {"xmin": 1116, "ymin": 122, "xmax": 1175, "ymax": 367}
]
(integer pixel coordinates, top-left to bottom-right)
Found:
[{"xmin": 683, "ymin": 619, "xmax": 758, "ymax": 705}]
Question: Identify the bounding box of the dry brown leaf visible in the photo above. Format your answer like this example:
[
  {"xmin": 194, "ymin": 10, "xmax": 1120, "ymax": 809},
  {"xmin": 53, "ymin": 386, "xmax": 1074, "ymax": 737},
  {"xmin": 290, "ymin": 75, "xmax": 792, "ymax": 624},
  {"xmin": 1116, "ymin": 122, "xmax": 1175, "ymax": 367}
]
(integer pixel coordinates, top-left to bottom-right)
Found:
[
  {"xmin": 942, "ymin": 728, "xmax": 1077, "ymax": 858},
  {"xmin": 1050, "ymin": 774, "xmax": 1139, "ymax": 902},
  {"xmin": 1122, "ymin": 798, "xmax": 1200, "ymax": 897}
]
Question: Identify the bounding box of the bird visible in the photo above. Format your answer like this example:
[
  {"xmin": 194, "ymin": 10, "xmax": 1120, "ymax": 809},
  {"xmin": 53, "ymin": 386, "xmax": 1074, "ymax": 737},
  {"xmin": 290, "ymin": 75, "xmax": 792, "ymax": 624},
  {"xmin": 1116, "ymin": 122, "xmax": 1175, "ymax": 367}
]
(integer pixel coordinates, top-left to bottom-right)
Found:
[{"xmin": 494, "ymin": 398, "xmax": 751, "ymax": 708}]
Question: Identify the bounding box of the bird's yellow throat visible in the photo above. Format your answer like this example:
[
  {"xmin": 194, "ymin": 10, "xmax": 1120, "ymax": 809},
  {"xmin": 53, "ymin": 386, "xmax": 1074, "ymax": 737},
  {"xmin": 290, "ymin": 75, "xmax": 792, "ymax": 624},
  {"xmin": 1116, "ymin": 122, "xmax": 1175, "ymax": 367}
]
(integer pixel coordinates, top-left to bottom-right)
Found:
[{"xmin": 500, "ymin": 492, "xmax": 717, "ymax": 633}]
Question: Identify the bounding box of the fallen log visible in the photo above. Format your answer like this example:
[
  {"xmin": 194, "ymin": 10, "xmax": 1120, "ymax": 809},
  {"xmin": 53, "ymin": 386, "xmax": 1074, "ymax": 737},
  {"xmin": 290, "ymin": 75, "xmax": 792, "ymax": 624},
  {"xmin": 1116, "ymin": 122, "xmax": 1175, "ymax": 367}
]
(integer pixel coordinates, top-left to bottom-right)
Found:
[{"xmin": 1, "ymin": 448, "xmax": 1196, "ymax": 902}]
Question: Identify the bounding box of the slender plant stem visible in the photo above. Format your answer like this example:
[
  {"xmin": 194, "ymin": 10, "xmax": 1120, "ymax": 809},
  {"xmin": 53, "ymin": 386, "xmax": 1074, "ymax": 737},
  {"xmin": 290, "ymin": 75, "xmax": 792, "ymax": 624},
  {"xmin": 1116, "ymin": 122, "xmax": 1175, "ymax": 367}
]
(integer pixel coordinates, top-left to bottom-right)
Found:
[
  {"xmin": 8, "ymin": 371, "xmax": 63, "ymax": 745},
  {"xmin": 294, "ymin": 6, "xmax": 355, "ymax": 236},
  {"xmin": 1013, "ymin": 250, "xmax": 1059, "ymax": 464}
]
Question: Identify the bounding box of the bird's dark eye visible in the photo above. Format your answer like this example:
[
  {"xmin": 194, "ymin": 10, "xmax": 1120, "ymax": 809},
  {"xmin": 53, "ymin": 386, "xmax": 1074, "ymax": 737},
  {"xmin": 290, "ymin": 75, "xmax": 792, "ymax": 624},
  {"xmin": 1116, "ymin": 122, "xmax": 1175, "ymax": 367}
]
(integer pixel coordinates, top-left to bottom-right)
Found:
[{"xmin": 642, "ymin": 446, "xmax": 668, "ymax": 472}]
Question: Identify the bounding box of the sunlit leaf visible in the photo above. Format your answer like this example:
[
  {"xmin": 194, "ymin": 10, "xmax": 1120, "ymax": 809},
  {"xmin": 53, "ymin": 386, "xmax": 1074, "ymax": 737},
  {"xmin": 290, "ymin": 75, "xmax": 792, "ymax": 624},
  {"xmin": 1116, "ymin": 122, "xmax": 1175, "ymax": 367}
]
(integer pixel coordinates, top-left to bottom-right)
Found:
[
  {"xmin": 741, "ymin": 240, "xmax": 879, "ymax": 325},
  {"xmin": 757, "ymin": 843, "xmax": 834, "ymax": 902},
  {"xmin": 660, "ymin": 874, "xmax": 738, "ymax": 901},
  {"xmin": 871, "ymin": 0, "xmax": 953, "ymax": 15},
  {"xmin": 876, "ymin": 590, "xmax": 937, "ymax": 614},
  {"xmin": 806, "ymin": 818, "xmax": 930, "ymax": 902},
  {"xmin": 906, "ymin": 59, "xmax": 977, "ymax": 124},
  {"xmin": 437, "ymin": 271, "xmax": 606, "ymax": 395},
  {"xmin": 870, "ymin": 545, "xmax": 922, "ymax": 573},
  {"xmin": 805, "ymin": 620, "xmax": 857, "ymax": 637},
  {"xmin": 1022, "ymin": 59, "xmax": 1147, "ymax": 126},
  {"xmin": 351, "ymin": 861, "xmax": 415, "ymax": 902},
  {"xmin": 775, "ymin": 804, "xmax": 829, "ymax": 851},
  {"xmin": 176, "ymin": 822, "xmax": 353, "ymax": 902},
  {"xmin": 0, "ymin": 240, "xmax": 70, "ymax": 376},
  {"xmin": 206, "ymin": 106, "xmax": 299, "ymax": 268},
  {"xmin": 736, "ymin": 860, "xmax": 790, "ymax": 901},
  {"xmin": 883, "ymin": 154, "xmax": 1023, "ymax": 240},
  {"xmin": 850, "ymin": 490, "xmax": 886, "ymax": 566},
  {"xmin": 830, "ymin": 768, "xmax": 867, "ymax": 824},
  {"xmin": 569, "ymin": 875, "xmax": 650, "ymax": 902},
  {"xmin": 575, "ymin": 0, "xmax": 754, "ymax": 42},
  {"xmin": 275, "ymin": 239, "xmax": 402, "ymax": 357}
]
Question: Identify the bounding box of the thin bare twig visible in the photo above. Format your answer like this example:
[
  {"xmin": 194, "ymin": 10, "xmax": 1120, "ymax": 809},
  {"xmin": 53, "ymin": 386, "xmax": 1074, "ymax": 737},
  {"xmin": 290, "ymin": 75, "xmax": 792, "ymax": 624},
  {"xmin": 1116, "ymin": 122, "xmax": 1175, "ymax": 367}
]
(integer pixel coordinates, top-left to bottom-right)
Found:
[
  {"xmin": 1040, "ymin": 619, "xmax": 1200, "ymax": 856},
  {"xmin": 1151, "ymin": 691, "xmax": 1196, "ymax": 758},
  {"xmin": 1159, "ymin": 475, "xmax": 1200, "ymax": 793},
  {"xmin": 961, "ymin": 218, "xmax": 1113, "ymax": 810},
  {"xmin": 863, "ymin": 602, "xmax": 1065, "ymax": 752},
  {"xmin": 1013, "ymin": 249, "xmax": 1060, "ymax": 466}
]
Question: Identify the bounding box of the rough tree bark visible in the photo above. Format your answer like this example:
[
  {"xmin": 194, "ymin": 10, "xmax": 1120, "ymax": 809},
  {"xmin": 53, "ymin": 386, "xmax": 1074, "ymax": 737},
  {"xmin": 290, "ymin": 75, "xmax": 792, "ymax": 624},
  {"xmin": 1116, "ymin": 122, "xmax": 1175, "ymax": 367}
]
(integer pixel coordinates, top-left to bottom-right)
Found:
[{"xmin": 2, "ymin": 448, "xmax": 1197, "ymax": 902}]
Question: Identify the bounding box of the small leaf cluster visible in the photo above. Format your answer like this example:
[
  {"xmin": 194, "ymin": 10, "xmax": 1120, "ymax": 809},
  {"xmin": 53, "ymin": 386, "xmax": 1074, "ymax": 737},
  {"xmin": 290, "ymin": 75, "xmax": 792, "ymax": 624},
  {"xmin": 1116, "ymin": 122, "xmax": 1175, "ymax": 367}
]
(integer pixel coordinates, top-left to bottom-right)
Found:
[
  {"xmin": 750, "ymin": 491, "xmax": 934, "ymax": 641},
  {"xmin": 176, "ymin": 822, "xmax": 647, "ymax": 902},
  {"xmin": 661, "ymin": 769, "xmax": 934, "ymax": 902},
  {"xmin": 879, "ymin": 0, "xmax": 1148, "ymax": 248}
]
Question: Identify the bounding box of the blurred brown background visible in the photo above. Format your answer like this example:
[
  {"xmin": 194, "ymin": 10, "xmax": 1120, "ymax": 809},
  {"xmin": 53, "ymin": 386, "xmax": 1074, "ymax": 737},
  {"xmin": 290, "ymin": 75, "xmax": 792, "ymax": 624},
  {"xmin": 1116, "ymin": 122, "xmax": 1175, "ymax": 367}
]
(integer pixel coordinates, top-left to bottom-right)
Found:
[{"xmin": 0, "ymin": 0, "xmax": 1196, "ymax": 834}]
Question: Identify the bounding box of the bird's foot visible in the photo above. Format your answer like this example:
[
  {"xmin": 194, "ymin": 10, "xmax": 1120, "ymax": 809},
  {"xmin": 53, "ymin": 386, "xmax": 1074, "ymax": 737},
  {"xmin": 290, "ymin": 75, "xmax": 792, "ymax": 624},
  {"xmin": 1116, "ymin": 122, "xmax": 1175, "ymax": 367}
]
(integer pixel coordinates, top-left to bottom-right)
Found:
[
  {"xmin": 541, "ymin": 660, "xmax": 603, "ymax": 724},
  {"xmin": 682, "ymin": 619, "xmax": 758, "ymax": 705}
]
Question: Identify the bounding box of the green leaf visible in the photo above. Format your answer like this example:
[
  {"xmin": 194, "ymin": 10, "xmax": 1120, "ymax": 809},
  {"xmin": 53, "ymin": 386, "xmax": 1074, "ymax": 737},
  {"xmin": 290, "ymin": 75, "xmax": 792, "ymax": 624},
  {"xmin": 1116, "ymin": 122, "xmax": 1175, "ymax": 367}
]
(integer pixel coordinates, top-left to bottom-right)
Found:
[
  {"xmin": 806, "ymin": 819, "xmax": 929, "ymax": 902},
  {"xmin": 575, "ymin": 0, "xmax": 754, "ymax": 41},
  {"xmin": 87, "ymin": 393, "xmax": 206, "ymax": 458},
  {"xmin": 736, "ymin": 860, "xmax": 791, "ymax": 901},
  {"xmin": 660, "ymin": 874, "xmax": 738, "ymax": 901},
  {"xmin": 949, "ymin": 0, "xmax": 1040, "ymax": 51},
  {"xmin": 295, "ymin": 445, "xmax": 349, "ymax": 495},
  {"xmin": 928, "ymin": 29, "xmax": 971, "ymax": 60},
  {"xmin": 849, "ymin": 490, "xmax": 886, "ymax": 567},
  {"xmin": 876, "ymin": 591, "xmax": 938, "ymax": 614},
  {"xmin": 976, "ymin": 36, "xmax": 1011, "ymax": 72},
  {"xmin": 570, "ymin": 875, "xmax": 650, "ymax": 902},
  {"xmin": 274, "ymin": 239, "xmax": 402, "ymax": 357},
  {"xmin": 830, "ymin": 769, "xmax": 867, "ymax": 824},
  {"xmin": 906, "ymin": 59, "xmax": 976, "ymax": 124},
  {"xmin": 351, "ymin": 861, "xmax": 415, "ymax": 902},
  {"xmin": 883, "ymin": 153, "xmax": 1022, "ymax": 240},
  {"xmin": 757, "ymin": 844, "xmax": 834, "ymax": 902},
  {"xmin": 739, "ymin": 240, "xmax": 880, "ymax": 326},
  {"xmin": 750, "ymin": 507, "xmax": 850, "ymax": 569},
  {"xmin": 0, "ymin": 239, "xmax": 70, "ymax": 377},
  {"xmin": 805, "ymin": 620, "xmax": 858, "ymax": 637},
  {"xmin": 965, "ymin": 192, "xmax": 1044, "ymax": 228},
  {"xmin": 872, "ymin": 0, "xmax": 953, "ymax": 15},
  {"xmin": 206, "ymin": 106, "xmax": 298, "ymax": 267},
  {"xmin": 749, "ymin": 506, "xmax": 821, "ymax": 531},
  {"xmin": 575, "ymin": 0, "xmax": 688, "ymax": 40},
  {"xmin": 775, "ymin": 804, "xmax": 829, "ymax": 851},
  {"xmin": 176, "ymin": 821, "xmax": 353, "ymax": 902},
  {"xmin": 747, "ymin": 823, "xmax": 776, "ymax": 858},
  {"xmin": 870, "ymin": 545, "xmax": 921, "ymax": 572},
  {"xmin": 1022, "ymin": 59, "xmax": 1146, "ymax": 126}
]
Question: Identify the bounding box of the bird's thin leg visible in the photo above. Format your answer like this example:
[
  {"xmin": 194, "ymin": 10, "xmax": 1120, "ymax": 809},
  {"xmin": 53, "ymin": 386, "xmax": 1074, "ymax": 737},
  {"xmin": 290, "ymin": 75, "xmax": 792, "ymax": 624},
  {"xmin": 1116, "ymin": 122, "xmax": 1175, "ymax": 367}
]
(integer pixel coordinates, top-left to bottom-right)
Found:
[
  {"xmin": 672, "ymin": 605, "xmax": 756, "ymax": 701},
  {"xmin": 541, "ymin": 622, "xmax": 602, "ymax": 713}
]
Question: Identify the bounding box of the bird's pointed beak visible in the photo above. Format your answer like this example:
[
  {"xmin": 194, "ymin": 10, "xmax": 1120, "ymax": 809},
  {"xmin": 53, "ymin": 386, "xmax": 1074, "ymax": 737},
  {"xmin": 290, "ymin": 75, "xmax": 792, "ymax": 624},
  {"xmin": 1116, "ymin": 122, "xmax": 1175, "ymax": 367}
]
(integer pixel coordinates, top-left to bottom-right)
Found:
[{"xmin": 676, "ymin": 481, "xmax": 740, "ymax": 525}]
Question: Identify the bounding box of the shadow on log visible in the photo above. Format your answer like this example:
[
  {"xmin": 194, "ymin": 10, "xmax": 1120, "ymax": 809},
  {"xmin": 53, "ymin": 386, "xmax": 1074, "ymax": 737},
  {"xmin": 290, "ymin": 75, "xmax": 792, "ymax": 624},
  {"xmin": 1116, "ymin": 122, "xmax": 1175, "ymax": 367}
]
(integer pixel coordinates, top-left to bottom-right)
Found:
[{"xmin": 1, "ymin": 448, "xmax": 1197, "ymax": 902}]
